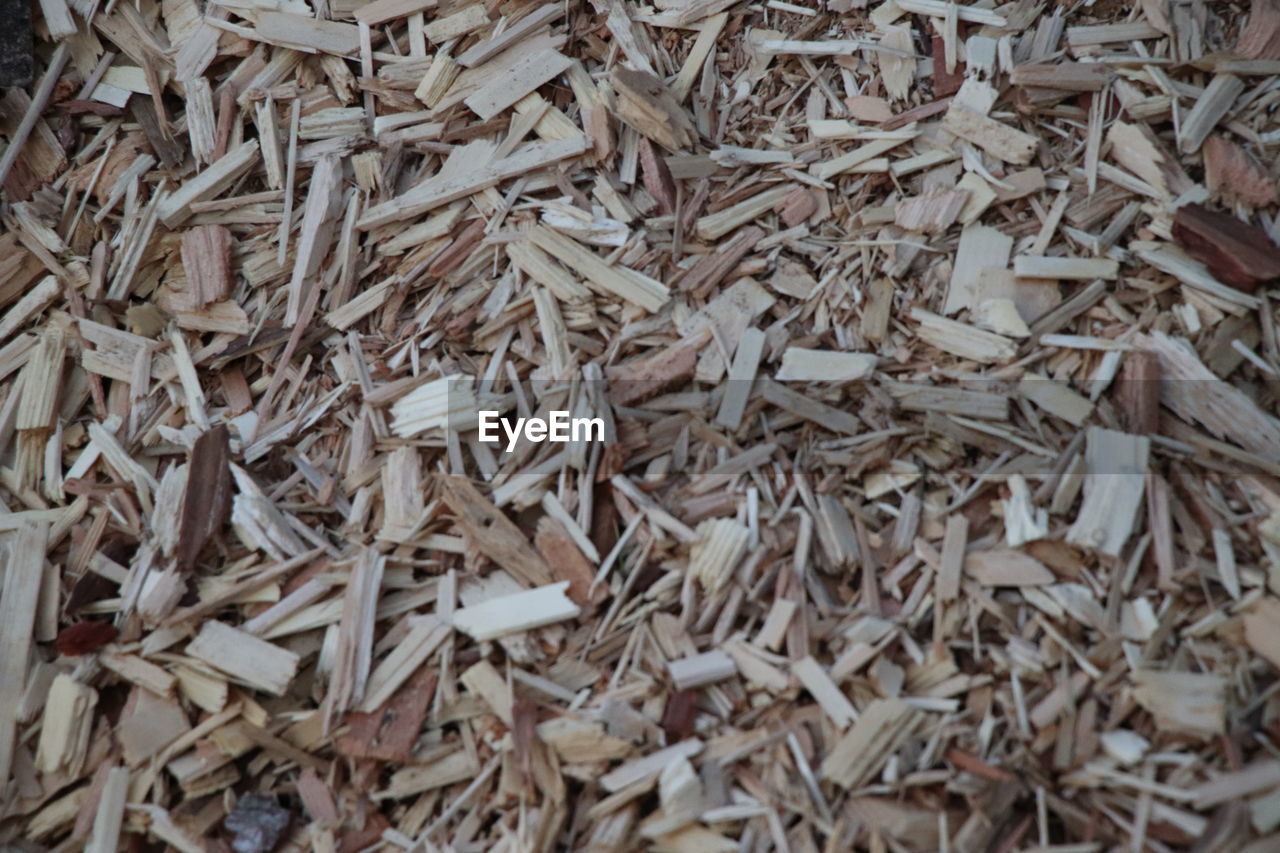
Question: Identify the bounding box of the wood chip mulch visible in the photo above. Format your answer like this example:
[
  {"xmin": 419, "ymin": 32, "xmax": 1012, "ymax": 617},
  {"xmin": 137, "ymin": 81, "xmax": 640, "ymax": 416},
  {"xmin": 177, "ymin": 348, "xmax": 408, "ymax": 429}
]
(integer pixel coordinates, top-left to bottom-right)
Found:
[{"xmin": 3, "ymin": 0, "xmax": 1280, "ymax": 850}]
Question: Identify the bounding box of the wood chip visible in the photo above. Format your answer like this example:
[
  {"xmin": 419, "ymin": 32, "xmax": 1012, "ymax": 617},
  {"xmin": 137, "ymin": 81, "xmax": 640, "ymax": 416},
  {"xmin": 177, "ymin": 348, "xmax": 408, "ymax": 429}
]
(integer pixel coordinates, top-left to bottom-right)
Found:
[{"xmin": 5, "ymin": 0, "xmax": 1280, "ymax": 847}]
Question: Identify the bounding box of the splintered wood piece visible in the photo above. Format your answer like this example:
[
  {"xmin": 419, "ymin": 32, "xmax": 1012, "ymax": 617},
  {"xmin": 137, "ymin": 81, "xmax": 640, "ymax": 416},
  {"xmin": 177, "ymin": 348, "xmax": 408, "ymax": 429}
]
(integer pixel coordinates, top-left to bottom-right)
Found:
[
  {"xmin": 1135, "ymin": 330, "xmax": 1280, "ymax": 457},
  {"xmin": 1130, "ymin": 241, "xmax": 1260, "ymax": 310},
  {"xmin": 437, "ymin": 475, "xmax": 555, "ymax": 587},
  {"xmin": 688, "ymin": 518, "xmax": 750, "ymax": 591},
  {"xmin": 609, "ymin": 68, "xmax": 697, "ymax": 152},
  {"xmin": 325, "ymin": 549, "xmax": 385, "ymax": 728},
  {"xmin": 883, "ymin": 380, "xmax": 1008, "ymax": 419},
  {"xmin": 776, "ymin": 348, "xmax": 877, "ymax": 382},
  {"xmin": 358, "ymin": 617, "xmax": 451, "ymax": 712},
  {"xmin": 1132, "ymin": 670, "xmax": 1225, "ymax": 737},
  {"xmin": 945, "ymin": 224, "xmax": 1013, "ymax": 315},
  {"xmin": 1115, "ymin": 350, "xmax": 1161, "ymax": 435},
  {"xmin": 253, "ymin": 12, "xmax": 362, "ymax": 55},
  {"xmin": 527, "ymin": 225, "xmax": 669, "ymax": 312},
  {"xmin": 821, "ymin": 699, "xmax": 922, "ymax": 788},
  {"xmin": 639, "ymin": 138, "xmax": 678, "ymax": 215},
  {"xmin": 85, "ymin": 766, "xmax": 129, "ymax": 853},
  {"xmin": 180, "ymin": 225, "xmax": 233, "ymax": 308},
  {"xmin": 695, "ymin": 184, "xmax": 796, "ymax": 240},
  {"xmin": 176, "ymin": 425, "xmax": 232, "ymax": 571},
  {"xmin": 758, "ymin": 378, "xmax": 862, "ymax": 435},
  {"xmin": 679, "ymin": 226, "xmax": 763, "ymax": 294},
  {"xmin": 1066, "ymin": 427, "xmax": 1150, "ymax": 558},
  {"xmin": 667, "ymin": 650, "xmax": 737, "ymax": 690},
  {"xmin": 715, "ymin": 327, "xmax": 766, "ymax": 429},
  {"xmin": 1066, "ymin": 21, "xmax": 1163, "ymax": 46},
  {"xmin": 456, "ymin": 5, "xmax": 564, "ymax": 67},
  {"xmin": 186, "ymin": 621, "xmax": 300, "ymax": 696},
  {"xmin": 451, "ymin": 582, "xmax": 581, "ymax": 641},
  {"xmin": 910, "ymin": 307, "xmax": 1017, "ymax": 363},
  {"xmin": 1193, "ymin": 760, "xmax": 1280, "ymax": 810},
  {"xmin": 1013, "ymin": 256, "xmax": 1118, "ymax": 280},
  {"xmin": 1178, "ymin": 74, "xmax": 1244, "ymax": 154},
  {"xmin": 600, "ymin": 739, "xmax": 704, "ymax": 792},
  {"xmin": 286, "ymin": 154, "xmax": 344, "ymax": 324},
  {"xmin": 0, "ymin": 275, "xmax": 58, "ymax": 343},
  {"xmin": 158, "ymin": 140, "xmax": 260, "ymax": 227},
  {"xmin": 424, "ymin": 5, "xmax": 488, "ymax": 43},
  {"xmin": 17, "ymin": 325, "xmax": 65, "ymax": 434},
  {"xmin": 535, "ymin": 515, "xmax": 601, "ymax": 607},
  {"xmin": 1171, "ymin": 203, "xmax": 1280, "ymax": 289},
  {"xmin": 464, "ymin": 49, "xmax": 572, "ymax": 121},
  {"xmin": 35, "ymin": 674, "xmax": 96, "ymax": 777},
  {"xmin": 937, "ymin": 514, "xmax": 967, "ymax": 601},
  {"xmin": 1019, "ymin": 375, "xmax": 1093, "ymax": 426},
  {"xmin": 415, "ymin": 53, "xmax": 459, "ymax": 107},
  {"xmin": 1010, "ymin": 62, "xmax": 1110, "ymax": 90},
  {"xmin": 894, "ymin": 189, "xmax": 969, "ymax": 233},
  {"xmin": 0, "ymin": 522, "xmax": 46, "ymax": 784},
  {"xmin": 964, "ymin": 550, "xmax": 1054, "ymax": 586},
  {"xmin": 792, "ymin": 656, "xmax": 857, "ymax": 727},
  {"xmin": 942, "ymin": 105, "xmax": 1038, "ymax": 164},
  {"xmin": 389, "ymin": 376, "xmax": 477, "ymax": 437},
  {"xmin": 877, "ymin": 25, "xmax": 916, "ymax": 100},
  {"xmin": 459, "ymin": 660, "xmax": 514, "ymax": 725},
  {"xmin": 358, "ymin": 135, "xmax": 591, "ymax": 228}
]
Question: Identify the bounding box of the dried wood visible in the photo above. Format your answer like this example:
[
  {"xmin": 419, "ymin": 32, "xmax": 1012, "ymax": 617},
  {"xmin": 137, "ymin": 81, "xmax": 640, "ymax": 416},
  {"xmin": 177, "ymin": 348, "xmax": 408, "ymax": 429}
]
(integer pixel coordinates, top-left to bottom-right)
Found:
[
  {"xmin": 3, "ymin": 0, "xmax": 1280, "ymax": 849},
  {"xmin": 1171, "ymin": 203, "xmax": 1280, "ymax": 289}
]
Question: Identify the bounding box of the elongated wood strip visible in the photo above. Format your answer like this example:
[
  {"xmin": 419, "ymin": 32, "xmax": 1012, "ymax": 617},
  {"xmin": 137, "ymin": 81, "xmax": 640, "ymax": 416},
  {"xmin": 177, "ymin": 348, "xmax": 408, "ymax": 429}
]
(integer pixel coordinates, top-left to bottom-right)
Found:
[
  {"xmin": 792, "ymin": 656, "xmax": 858, "ymax": 727},
  {"xmin": 157, "ymin": 140, "xmax": 260, "ymax": 227},
  {"xmin": 176, "ymin": 425, "xmax": 232, "ymax": 571},
  {"xmin": 465, "ymin": 49, "xmax": 572, "ymax": 121},
  {"xmin": 895, "ymin": 0, "xmax": 1006, "ymax": 25},
  {"xmin": 695, "ymin": 185, "xmax": 796, "ymax": 240},
  {"xmin": 668, "ymin": 650, "xmax": 737, "ymax": 690},
  {"xmin": 325, "ymin": 549, "xmax": 385, "ymax": 727},
  {"xmin": 253, "ymin": 12, "xmax": 361, "ymax": 55},
  {"xmin": 1066, "ymin": 427, "xmax": 1149, "ymax": 558},
  {"xmin": 85, "ymin": 766, "xmax": 129, "ymax": 853},
  {"xmin": 452, "ymin": 582, "xmax": 581, "ymax": 641},
  {"xmin": 354, "ymin": 0, "xmax": 437, "ymax": 26},
  {"xmin": 1013, "ymin": 256, "xmax": 1119, "ymax": 280},
  {"xmin": 456, "ymin": 5, "xmax": 565, "ymax": 67},
  {"xmin": 1179, "ymin": 75, "xmax": 1245, "ymax": 154},
  {"xmin": 0, "ymin": 522, "xmax": 46, "ymax": 785},
  {"xmin": 758, "ymin": 378, "xmax": 862, "ymax": 435},
  {"xmin": 600, "ymin": 739, "xmax": 704, "ymax": 792},
  {"xmin": 1066, "ymin": 21, "xmax": 1163, "ymax": 46},
  {"xmin": 437, "ymin": 474, "xmax": 555, "ymax": 587},
  {"xmin": 359, "ymin": 616, "xmax": 451, "ymax": 712},
  {"xmin": 186, "ymin": 621, "xmax": 300, "ymax": 696},
  {"xmin": 911, "ymin": 307, "xmax": 1017, "ymax": 363},
  {"xmin": 358, "ymin": 135, "xmax": 590, "ymax": 228},
  {"xmin": 821, "ymin": 699, "xmax": 922, "ymax": 788},
  {"xmin": 938, "ymin": 514, "xmax": 968, "ymax": 601},
  {"xmin": 526, "ymin": 225, "xmax": 669, "ymax": 312}
]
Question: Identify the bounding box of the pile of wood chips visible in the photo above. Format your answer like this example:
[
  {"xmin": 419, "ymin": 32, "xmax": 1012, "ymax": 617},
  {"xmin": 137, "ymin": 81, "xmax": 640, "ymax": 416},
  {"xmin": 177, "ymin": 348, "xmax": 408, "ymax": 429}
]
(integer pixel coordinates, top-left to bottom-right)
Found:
[{"xmin": 5, "ymin": 0, "xmax": 1280, "ymax": 849}]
